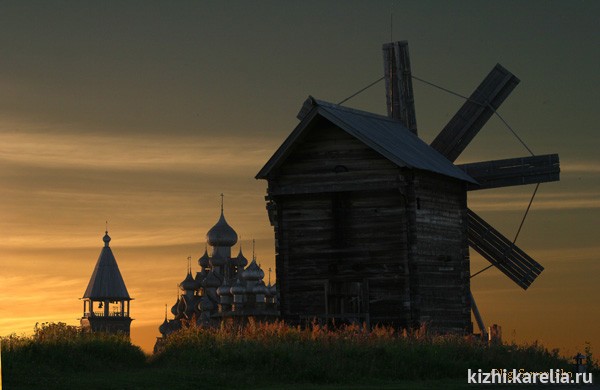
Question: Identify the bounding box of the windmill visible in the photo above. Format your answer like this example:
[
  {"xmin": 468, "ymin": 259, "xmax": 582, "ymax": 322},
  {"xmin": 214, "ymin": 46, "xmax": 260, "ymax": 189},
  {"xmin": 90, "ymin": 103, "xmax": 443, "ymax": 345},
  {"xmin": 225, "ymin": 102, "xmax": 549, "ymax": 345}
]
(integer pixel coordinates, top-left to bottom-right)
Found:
[
  {"xmin": 256, "ymin": 41, "xmax": 559, "ymax": 335},
  {"xmin": 382, "ymin": 41, "xmax": 559, "ymax": 336}
]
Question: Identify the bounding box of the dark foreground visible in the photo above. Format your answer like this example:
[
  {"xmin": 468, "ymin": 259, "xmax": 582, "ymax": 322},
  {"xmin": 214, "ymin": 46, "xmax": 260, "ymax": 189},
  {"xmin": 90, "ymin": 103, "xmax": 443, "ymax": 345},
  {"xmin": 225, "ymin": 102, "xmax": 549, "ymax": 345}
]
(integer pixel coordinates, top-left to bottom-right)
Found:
[{"xmin": 2, "ymin": 322, "xmax": 597, "ymax": 390}]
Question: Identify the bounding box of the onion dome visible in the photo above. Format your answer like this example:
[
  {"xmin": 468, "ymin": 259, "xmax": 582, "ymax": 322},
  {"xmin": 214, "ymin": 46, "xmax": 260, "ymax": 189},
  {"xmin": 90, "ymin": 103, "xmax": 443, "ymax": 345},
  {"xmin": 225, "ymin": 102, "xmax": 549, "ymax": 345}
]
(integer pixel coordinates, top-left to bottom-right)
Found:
[
  {"xmin": 241, "ymin": 260, "xmax": 264, "ymax": 282},
  {"xmin": 159, "ymin": 318, "xmax": 169, "ymax": 335},
  {"xmin": 230, "ymin": 278, "xmax": 246, "ymax": 295},
  {"xmin": 217, "ymin": 280, "xmax": 232, "ymax": 296},
  {"xmin": 209, "ymin": 251, "xmax": 226, "ymax": 267},
  {"xmin": 199, "ymin": 296, "xmax": 214, "ymax": 311},
  {"xmin": 206, "ymin": 211, "xmax": 238, "ymax": 248},
  {"xmin": 179, "ymin": 272, "xmax": 197, "ymax": 291},
  {"xmin": 198, "ymin": 248, "xmax": 210, "ymax": 268},
  {"xmin": 103, "ymin": 231, "xmax": 111, "ymax": 246},
  {"xmin": 202, "ymin": 270, "xmax": 221, "ymax": 288},
  {"xmin": 177, "ymin": 297, "xmax": 186, "ymax": 315},
  {"xmin": 252, "ymin": 281, "xmax": 269, "ymax": 295},
  {"xmin": 194, "ymin": 270, "xmax": 206, "ymax": 285},
  {"xmin": 171, "ymin": 320, "xmax": 182, "ymax": 333},
  {"xmin": 170, "ymin": 297, "xmax": 180, "ymax": 316},
  {"xmin": 235, "ymin": 247, "xmax": 249, "ymax": 268}
]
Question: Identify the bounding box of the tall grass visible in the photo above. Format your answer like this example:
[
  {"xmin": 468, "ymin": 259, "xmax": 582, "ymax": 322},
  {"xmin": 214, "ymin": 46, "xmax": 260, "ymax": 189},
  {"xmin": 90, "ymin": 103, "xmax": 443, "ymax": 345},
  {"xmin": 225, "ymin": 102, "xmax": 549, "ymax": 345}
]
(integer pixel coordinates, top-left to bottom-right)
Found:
[{"xmin": 151, "ymin": 319, "xmax": 577, "ymax": 385}]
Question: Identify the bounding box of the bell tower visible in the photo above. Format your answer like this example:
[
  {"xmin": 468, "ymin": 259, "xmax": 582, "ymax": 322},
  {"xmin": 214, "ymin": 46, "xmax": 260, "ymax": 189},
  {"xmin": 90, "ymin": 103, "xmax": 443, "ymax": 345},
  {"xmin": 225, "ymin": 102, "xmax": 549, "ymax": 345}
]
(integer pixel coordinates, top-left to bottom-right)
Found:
[{"xmin": 80, "ymin": 231, "xmax": 133, "ymax": 335}]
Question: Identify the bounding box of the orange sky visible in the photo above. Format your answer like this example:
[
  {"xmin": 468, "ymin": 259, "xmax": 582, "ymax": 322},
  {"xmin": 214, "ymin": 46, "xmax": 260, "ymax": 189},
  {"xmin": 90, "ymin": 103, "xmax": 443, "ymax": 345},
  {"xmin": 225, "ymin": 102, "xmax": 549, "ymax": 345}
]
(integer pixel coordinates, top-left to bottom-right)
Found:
[{"xmin": 1, "ymin": 1, "xmax": 598, "ymax": 355}]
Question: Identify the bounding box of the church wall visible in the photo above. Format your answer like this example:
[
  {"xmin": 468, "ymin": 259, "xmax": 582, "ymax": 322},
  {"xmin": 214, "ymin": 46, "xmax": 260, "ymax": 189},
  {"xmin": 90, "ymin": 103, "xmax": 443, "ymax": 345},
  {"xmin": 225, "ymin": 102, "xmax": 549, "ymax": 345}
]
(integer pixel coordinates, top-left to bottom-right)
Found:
[{"xmin": 82, "ymin": 317, "xmax": 132, "ymax": 335}]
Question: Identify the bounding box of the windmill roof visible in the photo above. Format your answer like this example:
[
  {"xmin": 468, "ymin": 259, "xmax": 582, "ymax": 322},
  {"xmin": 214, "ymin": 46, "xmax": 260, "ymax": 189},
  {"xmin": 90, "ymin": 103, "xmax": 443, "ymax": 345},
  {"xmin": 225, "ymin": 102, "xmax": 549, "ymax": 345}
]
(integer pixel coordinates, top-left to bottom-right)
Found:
[
  {"xmin": 82, "ymin": 232, "xmax": 131, "ymax": 300},
  {"xmin": 256, "ymin": 97, "xmax": 477, "ymax": 184}
]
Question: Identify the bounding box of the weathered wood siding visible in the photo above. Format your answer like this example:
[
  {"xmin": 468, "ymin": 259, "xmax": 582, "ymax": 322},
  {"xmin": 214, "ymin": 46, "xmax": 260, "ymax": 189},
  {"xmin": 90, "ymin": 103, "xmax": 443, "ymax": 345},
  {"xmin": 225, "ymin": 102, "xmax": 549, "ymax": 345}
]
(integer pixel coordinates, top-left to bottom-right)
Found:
[
  {"xmin": 268, "ymin": 118, "xmax": 403, "ymax": 196},
  {"xmin": 274, "ymin": 190, "xmax": 410, "ymax": 326},
  {"xmin": 269, "ymin": 123, "xmax": 409, "ymax": 326},
  {"xmin": 411, "ymin": 171, "xmax": 471, "ymax": 333},
  {"xmin": 266, "ymin": 121, "xmax": 470, "ymax": 333}
]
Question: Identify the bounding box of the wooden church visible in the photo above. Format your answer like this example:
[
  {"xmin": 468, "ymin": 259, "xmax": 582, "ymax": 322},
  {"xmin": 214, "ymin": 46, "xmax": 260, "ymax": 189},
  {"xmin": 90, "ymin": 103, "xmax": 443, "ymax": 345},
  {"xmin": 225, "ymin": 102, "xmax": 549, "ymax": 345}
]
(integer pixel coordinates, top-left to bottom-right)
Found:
[
  {"xmin": 256, "ymin": 42, "xmax": 559, "ymax": 334},
  {"xmin": 80, "ymin": 231, "xmax": 133, "ymax": 335}
]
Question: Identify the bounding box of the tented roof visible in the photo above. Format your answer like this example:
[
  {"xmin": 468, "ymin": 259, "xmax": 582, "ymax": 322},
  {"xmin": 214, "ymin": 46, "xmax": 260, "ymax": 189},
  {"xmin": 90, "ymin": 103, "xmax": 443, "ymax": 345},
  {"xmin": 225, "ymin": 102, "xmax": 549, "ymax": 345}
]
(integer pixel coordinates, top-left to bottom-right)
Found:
[{"xmin": 82, "ymin": 232, "xmax": 131, "ymax": 300}]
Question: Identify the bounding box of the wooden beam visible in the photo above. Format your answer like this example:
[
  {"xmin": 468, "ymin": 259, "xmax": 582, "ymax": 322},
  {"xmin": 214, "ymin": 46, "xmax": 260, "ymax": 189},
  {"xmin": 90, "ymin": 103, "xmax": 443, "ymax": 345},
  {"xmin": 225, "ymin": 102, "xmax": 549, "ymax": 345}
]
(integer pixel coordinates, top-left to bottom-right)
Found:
[
  {"xmin": 459, "ymin": 154, "xmax": 560, "ymax": 190},
  {"xmin": 296, "ymin": 96, "xmax": 316, "ymax": 121},
  {"xmin": 470, "ymin": 291, "xmax": 488, "ymax": 340},
  {"xmin": 467, "ymin": 208, "xmax": 544, "ymax": 290},
  {"xmin": 430, "ymin": 64, "xmax": 520, "ymax": 162},
  {"xmin": 382, "ymin": 41, "xmax": 418, "ymax": 135}
]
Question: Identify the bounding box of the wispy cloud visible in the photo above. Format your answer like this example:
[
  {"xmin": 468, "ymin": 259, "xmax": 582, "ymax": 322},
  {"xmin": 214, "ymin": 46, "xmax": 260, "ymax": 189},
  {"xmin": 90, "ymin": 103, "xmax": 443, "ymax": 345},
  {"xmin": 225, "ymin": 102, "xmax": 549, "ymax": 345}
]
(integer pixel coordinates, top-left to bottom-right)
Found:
[
  {"xmin": 0, "ymin": 128, "xmax": 275, "ymax": 173},
  {"xmin": 469, "ymin": 191, "xmax": 600, "ymax": 211},
  {"xmin": 561, "ymin": 162, "xmax": 600, "ymax": 174}
]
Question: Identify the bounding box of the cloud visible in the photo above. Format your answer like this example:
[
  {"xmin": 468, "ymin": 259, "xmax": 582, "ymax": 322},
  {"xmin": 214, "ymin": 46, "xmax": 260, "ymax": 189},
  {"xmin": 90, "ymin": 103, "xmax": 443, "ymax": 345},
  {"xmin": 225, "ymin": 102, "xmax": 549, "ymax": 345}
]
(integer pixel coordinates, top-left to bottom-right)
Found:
[
  {"xmin": 469, "ymin": 191, "xmax": 600, "ymax": 211},
  {"xmin": 561, "ymin": 162, "xmax": 600, "ymax": 174},
  {"xmin": 0, "ymin": 126, "xmax": 276, "ymax": 174},
  {"xmin": 0, "ymin": 120, "xmax": 276, "ymax": 251},
  {"xmin": 0, "ymin": 273, "xmax": 86, "ymax": 335}
]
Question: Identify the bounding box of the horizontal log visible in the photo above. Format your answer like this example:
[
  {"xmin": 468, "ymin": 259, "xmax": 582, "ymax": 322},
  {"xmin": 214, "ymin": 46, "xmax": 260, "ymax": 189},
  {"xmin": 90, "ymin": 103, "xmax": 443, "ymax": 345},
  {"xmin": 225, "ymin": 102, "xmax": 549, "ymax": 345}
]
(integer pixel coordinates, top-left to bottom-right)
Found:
[
  {"xmin": 279, "ymin": 155, "xmax": 398, "ymax": 175},
  {"xmin": 270, "ymin": 179, "xmax": 401, "ymax": 196}
]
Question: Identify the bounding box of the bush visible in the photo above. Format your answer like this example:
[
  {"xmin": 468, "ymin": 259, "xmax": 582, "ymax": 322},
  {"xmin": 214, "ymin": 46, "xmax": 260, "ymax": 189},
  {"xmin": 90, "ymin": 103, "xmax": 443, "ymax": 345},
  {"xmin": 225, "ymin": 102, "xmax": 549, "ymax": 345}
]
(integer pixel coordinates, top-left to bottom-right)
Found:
[{"xmin": 2, "ymin": 322, "xmax": 146, "ymax": 386}]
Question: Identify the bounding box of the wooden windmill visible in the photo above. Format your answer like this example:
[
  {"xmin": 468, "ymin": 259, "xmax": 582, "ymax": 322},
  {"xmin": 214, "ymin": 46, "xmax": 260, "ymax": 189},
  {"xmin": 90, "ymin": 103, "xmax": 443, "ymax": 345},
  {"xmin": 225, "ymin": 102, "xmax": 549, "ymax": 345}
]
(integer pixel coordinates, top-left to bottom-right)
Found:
[{"xmin": 256, "ymin": 41, "xmax": 559, "ymax": 335}]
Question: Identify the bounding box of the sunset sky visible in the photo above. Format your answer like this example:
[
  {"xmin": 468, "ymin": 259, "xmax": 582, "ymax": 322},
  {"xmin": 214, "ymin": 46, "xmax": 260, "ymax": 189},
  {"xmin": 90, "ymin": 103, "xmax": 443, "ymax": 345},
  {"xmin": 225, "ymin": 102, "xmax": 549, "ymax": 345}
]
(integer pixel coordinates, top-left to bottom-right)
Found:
[{"xmin": 1, "ymin": 1, "xmax": 598, "ymax": 354}]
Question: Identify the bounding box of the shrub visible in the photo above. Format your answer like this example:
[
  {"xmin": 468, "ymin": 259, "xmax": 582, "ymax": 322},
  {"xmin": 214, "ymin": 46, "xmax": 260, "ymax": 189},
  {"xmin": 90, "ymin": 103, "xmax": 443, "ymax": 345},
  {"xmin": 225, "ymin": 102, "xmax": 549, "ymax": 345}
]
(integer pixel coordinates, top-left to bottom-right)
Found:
[{"xmin": 2, "ymin": 322, "xmax": 146, "ymax": 386}]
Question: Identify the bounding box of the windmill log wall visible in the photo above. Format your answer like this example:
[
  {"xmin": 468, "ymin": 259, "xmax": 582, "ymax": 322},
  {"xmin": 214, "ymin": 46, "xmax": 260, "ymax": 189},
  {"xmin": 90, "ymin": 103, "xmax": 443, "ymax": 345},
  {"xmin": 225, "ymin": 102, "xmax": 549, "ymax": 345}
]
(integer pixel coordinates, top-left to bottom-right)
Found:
[
  {"xmin": 265, "ymin": 121, "xmax": 471, "ymax": 333},
  {"xmin": 411, "ymin": 172, "xmax": 471, "ymax": 332}
]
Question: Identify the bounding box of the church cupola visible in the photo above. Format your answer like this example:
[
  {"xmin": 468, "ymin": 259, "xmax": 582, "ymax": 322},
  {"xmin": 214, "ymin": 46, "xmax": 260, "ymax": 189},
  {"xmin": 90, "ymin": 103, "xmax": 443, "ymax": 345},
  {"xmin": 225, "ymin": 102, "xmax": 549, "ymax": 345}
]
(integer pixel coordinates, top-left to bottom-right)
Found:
[
  {"xmin": 241, "ymin": 259, "xmax": 264, "ymax": 282},
  {"xmin": 198, "ymin": 246, "xmax": 211, "ymax": 269},
  {"xmin": 179, "ymin": 257, "xmax": 199, "ymax": 292},
  {"xmin": 206, "ymin": 194, "xmax": 238, "ymax": 248},
  {"xmin": 235, "ymin": 246, "xmax": 249, "ymax": 268},
  {"xmin": 153, "ymin": 195, "xmax": 280, "ymax": 350},
  {"xmin": 179, "ymin": 272, "xmax": 197, "ymax": 292}
]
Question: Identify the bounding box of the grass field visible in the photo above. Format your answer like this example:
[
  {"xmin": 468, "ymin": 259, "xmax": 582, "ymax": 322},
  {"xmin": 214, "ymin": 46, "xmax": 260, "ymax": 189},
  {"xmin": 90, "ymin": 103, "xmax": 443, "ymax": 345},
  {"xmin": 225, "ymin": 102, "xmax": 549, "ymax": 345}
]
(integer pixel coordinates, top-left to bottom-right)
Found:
[{"xmin": 2, "ymin": 321, "xmax": 597, "ymax": 390}]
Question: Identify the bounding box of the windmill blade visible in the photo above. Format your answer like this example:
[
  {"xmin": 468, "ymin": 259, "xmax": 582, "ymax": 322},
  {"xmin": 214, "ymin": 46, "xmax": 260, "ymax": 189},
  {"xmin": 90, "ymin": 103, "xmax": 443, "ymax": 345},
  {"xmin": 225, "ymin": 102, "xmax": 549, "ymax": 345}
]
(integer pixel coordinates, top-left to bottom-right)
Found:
[
  {"xmin": 383, "ymin": 41, "xmax": 418, "ymax": 134},
  {"xmin": 459, "ymin": 154, "xmax": 560, "ymax": 191},
  {"xmin": 467, "ymin": 208, "xmax": 544, "ymax": 289},
  {"xmin": 430, "ymin": 64, "xmax": 520, "ymax": 162}
]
